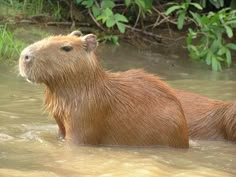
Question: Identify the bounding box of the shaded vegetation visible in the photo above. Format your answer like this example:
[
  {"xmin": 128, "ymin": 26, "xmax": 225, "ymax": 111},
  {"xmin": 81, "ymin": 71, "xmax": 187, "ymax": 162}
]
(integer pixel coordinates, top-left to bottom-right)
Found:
[
  {"xmin": 0, "ymin": 25, "xmax": 26, "ymax": 62},
  {"xmin": 0, "ymin": 24, "xmax": 52, "ymax": 62},
  {"xmin": 0, "ymin": 0, "xmax": 236, "ymax": 71},
  {"xmin": 1, "ymin": 0, "xmax": 62, "ymax": 20},
  {"xmin": 186, "ymin": 8, "xmax": 236, "ymax": 71}
]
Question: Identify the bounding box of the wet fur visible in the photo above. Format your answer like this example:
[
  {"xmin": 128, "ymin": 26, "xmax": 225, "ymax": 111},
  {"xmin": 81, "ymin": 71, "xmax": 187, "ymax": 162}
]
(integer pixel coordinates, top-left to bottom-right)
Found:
[
  {"xmin": 176, "ymin": 89, "xmax": 236, "ymax": 141},
  {"xmin": 20, "ymin": 34, "xmax": 189, "ymax": 148}
]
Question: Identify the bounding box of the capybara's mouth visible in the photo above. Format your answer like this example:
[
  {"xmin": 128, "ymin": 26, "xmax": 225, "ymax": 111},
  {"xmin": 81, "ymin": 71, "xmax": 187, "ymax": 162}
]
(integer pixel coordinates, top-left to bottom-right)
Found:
[
  {"xmin": 19, "ymin": 57, "xmax": 36, "ymax": 83},
  {"xmin": 20, "ymin": 68, "xmax": 37, "ymax": 84},
  {"xmin": 21, "ymin": 72, "xmax": 36, "ymax": 84},
  {"xmin": 26, "ymin": 77, "xmax": 36, "ymax": 84},
  {"xmin": 21, "ymin": 74, "xmax": 36, "ymax": 83}
]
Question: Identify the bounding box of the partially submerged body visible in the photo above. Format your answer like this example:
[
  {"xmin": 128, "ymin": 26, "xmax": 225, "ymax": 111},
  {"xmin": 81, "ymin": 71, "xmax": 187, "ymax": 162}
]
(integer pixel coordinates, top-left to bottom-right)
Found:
[
  {"xmin": 176, "ymin": 89, "xmax": 236, "ymax": 142},
  {"xmin": 19, "ymin": 31, "xmax": 189, "ymax": 148}
]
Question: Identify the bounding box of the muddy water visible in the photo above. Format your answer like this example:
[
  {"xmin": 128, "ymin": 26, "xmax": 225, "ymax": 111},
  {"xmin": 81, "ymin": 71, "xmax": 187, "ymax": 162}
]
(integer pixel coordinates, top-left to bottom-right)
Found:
[{"xmin": 0, "ymin": 44, "xmax": 236, "ymax": 177}]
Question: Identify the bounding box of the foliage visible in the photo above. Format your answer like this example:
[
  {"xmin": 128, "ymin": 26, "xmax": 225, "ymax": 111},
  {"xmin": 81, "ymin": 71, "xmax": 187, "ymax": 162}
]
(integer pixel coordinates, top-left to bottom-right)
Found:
[
  {"xmin": 166, "ymin": 1, "xmax": 236, "ymax": 71},
  {"xmin": 125, "ymin": 0, "xmax": 153, "ymax": 18},
  {"xmin": 0, "ymin": 25, "xmax": 26, "ymax": 61},
  {"xmin": 231, "ymin": 1, "xmax": 236, "ymax": 9},
  {"xmin": 3, "ymin": 0, "xmax": 44, "ymax": 15},
  {"xmin": 74, "ymin": 0, "xmax": 153, "ymax": 44},
  {"xmin": 165, "ymin": 0, "xmax": 202, "ymax": 30},
  {"xmin": 2, "ymin": 0, "xmax": 62, "ymax": 20},
  {"xmin": 47, "ymin": 1, "xmax": 62, "ymax": 21},
  {"xmin": 75, "ymin": 0, "xmax": 128, "ymax": 34},
  {"xmin": 200, "ymin": 0, "xmax": 224, "ymax": 9},
  {"xmin": 1, "ymin": 0, "xmax": 236, "ymax": 71},
  {"xmin": 98, "ymin": 35, "xmax": 119, "ymax": 45},
  {"xmin": 187, "ymin": 8, "xmax": 236, "ymax": 71}
]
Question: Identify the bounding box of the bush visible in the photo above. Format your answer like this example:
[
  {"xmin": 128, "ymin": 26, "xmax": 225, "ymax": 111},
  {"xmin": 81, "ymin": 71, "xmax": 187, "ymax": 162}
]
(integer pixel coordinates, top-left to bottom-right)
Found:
[
  {"xmin": 166, "ymin": 1, "xmax": 236, "ymax": 71},
  {"xmin": 74, "ymin": 0, "xmax": 153, "ymax": 44},
  {"xmin": 1, "ymin": 0, "xmax": 236, "ymax": 70},
  {"xmin": 187, "ymin": 8, "xmax": 236, "ymax": 71}
]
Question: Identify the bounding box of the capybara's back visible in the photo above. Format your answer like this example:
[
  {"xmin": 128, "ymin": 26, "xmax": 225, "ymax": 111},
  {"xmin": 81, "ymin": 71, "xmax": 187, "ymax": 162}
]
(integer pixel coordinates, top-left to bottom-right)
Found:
[
  {"xmin": 176, "ymin": 89, "xmax": 236, "ymax": 141},
  {"xmin": 19, "ymin": 31, "xmax": 189, "ymax": 148},
  {"xmin": 98, "ymin": 70, "xmax": 189, "ymax": 147}
]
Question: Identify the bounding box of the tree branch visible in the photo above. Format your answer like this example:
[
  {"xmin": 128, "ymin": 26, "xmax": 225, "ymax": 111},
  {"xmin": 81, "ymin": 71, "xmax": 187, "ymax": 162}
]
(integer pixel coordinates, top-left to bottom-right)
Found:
[{"xmin": 88, "ymin": 9, "xmax": 105, "ymax": 31}]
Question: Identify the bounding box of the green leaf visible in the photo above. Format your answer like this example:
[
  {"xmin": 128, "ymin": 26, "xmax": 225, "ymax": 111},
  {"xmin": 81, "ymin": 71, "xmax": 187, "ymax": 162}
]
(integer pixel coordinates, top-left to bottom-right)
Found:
[
  {"xmin": 96, "ymin": 15, "xmax": 104, "ymax": 23},
  {"xmin": 104, "ymin": 8, "xmax": 113, "ymax": 16},
  {"xmin": 216, "ymin": 56, "xmax": 224, "ymax": 61},
  {"xmin": 177, "ymin": 12, "xmax": 185, "ymax": 30},
  {"xmin": 92, "ymin": 6, "xmax": 100, "ymax": 17},
  {"xmin": 209, "ymin": 0, "xmax": 223, "ymax": 9},
  {"xmin": 188, "ymin": 28, "xmax": 197, "ymax": 37},
  {"xmin": 217, "ymin": 61, "xmax": 222, "ymax": 71},
  {"xmin": 200, "ymin": 0, "xmax": 206, "ymax": 8},
  {"xmin": 114, "ymin": 14, "xmax": 128, "ymax": 23},
  {"xmin": 75, "ymin": 0, "xmax": 83, "ymax": 4},
  {"xmin": 144, "ymin": 0, "xmax": 153, "ymax": 10},
  {"xmin": 186, "ymin": 29, "xmax": 197, "ymax": 45},
  {"xmin": 111, "ymin": 35, "xmax": 119, "ymax": 45},
  {"xmin": 212, "ymin": 56, "xmax": 219, "ymax": 71},
  {"xmin": 101, "ymin": 0, "xmax": 115, "ymax": 9},
  {"xmin": 224, "ymin": 25, "xmax": 233, "ymax": 38},
  {"xmin": 188, "ymin": 45, "xmax": 200, "ymax": 57},
  {"xmin": 199, "ymin": 49, "xmax": 208, "ymax": 57},
  {"xmin": 146, "ymin": 9, "xmax": 152, "ymax": 14},
  {"xmin": 125, "ymin": 0, "xmax": 131, "ymax": 6},
  {"xmin": 106, "ymin": 17, "xmax": 116, "ymax": 27},
  {"xmin": 116, "ymin": 22, "xmax": 126, "ymax": 33},
  {"xmin": 225, "ymin": 20, "xmax": 236, "ymax": 25},
  {"xmin": 226, "ymin": 43, "xmax": 236, "ymax": 50},
  {"xmin": 206, "ymin": 51, "xmax": 212, "ymax": 65},
  {"xmin": 190, "ymin": 3, "xmax": 203, "ymax": 10},
  {"xmin": 135, "ymin": 0, "xmax": 145, "ymax": 9},
  {"xmin": 217, "ymin": 47, "xmax": 226, "ymax": 55},
  {"xmin": 190, "ymin": 11, "xmax": 202, "ymax": 26},
  {"xmin": 165, "ymin": 5, "xmax": 182, "ymax": 15},
  {"xmin": 98, "ymin": 35, "xmax": 119, "ymax": 45},
  {"xmin": 210, "ymin": 39, "xmax": 221, "ymax": 53},
  {"xmin": 81, "ymin": 0, "xmax": 94, "ymax": 8},
  {"xmin": 219, "ymin": 0, "xmax": 224, "ymax": 7},
  {"xmin": 96, "ymin": 8, "xmax": 113, "ymax": 23},
  {"xmin": 200, "ymin": 15, "xmax": 209, "ymax": 26},
  {"xmin": 225, "ymin": 48, "xmax": 232, "ymax": 66},
  {"xmin": 186, "ymin": 34, "xmax": 192, "ymax": 45}
]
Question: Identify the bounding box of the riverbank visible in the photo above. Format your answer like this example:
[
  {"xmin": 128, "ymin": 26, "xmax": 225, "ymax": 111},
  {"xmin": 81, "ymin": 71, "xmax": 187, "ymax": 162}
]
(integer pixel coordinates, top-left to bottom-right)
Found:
[
  {"xmin": 0, "ymin": 22, "xmax": 188, "ymax": 64},
  {"xmin": 1, "ymin": 0, "xmax": 236, "ymax": 71}
]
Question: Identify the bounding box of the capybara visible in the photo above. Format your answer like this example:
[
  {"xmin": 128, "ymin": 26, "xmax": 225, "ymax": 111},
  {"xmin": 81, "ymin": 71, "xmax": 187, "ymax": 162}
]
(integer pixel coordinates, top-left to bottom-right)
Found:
[
  {"xmin": 19, "ymin": 31, "xmax": 189, "ymax": 148},
  {"xmin": 176, "ymin": 89, "xmax": 236, "ymax": 142}
]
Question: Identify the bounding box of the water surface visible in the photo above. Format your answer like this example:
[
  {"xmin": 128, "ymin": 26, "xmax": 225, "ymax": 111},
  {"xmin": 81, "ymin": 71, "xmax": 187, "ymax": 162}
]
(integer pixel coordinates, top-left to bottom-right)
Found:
[{"xmin": 0, "ymin": 43, "xmax": 235, "ymax": 177}]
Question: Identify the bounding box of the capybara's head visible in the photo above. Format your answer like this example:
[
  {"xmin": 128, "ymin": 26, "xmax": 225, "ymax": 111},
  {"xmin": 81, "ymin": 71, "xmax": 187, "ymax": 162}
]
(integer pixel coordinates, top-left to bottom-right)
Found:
[{"xmin": 19, "ymin": 31, "xmax": 98, "ymax": 84}]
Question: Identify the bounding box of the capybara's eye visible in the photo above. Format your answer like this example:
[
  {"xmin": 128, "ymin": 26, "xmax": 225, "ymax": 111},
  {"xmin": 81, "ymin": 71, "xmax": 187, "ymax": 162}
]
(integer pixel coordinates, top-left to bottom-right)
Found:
[{"xmin": 60, "ymin": 46, "xmax": 73, "ymax": 52}]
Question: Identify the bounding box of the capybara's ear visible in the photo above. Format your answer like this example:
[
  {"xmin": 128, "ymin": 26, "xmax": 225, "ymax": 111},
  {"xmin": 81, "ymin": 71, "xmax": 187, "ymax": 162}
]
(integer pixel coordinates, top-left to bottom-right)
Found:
[
  {"xmin": 82, "ymin": 34, "xmax": 98, "ymax": 52},
  {"xmin": 69, "ymin": 30, "xmax": 83, "ymax": 37}
]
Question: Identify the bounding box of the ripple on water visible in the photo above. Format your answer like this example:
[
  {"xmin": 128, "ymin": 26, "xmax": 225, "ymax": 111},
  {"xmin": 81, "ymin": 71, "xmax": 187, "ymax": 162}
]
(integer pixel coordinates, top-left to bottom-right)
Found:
[
  {"xmin": 0, "ymin": 111, "xmax": 20, "ymax": 118},
  {"xmin": 0, "ymin": 169, "xmax": 59, "ymax": 177},
  {"xmin": 19, "ymin": 131, "xmax": 44, "ymax": 143},
  {"xmin": 1, "ymin": 53, "xmax": 236, "ymax": 176},
  {"xmin": 18, "ymin": 124, "xmax": 57, "ymax": 143},
  {"xmin": 0, "ymin": 133, "xmax": 14, "ymax": 141}
]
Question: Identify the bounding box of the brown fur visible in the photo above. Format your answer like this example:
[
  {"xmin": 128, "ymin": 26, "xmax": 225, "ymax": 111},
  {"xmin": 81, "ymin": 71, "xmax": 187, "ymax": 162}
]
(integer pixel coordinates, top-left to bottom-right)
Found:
[
  {"xmin": 176, "ymin": 89, "xmax": 236, "ymax": 142},
  {"xmin": 19, "ymin": 33, "xmax": 189, "ymax": 148}
]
